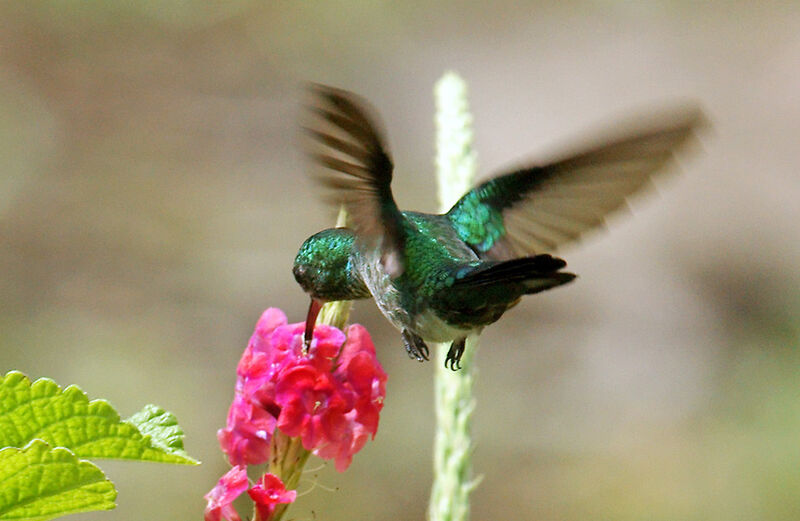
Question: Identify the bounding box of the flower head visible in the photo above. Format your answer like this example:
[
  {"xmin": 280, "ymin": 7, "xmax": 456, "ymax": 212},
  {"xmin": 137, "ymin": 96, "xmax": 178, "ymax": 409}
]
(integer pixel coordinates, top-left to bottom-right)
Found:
[
  {"xmin": 204, "ymin": 465, "xmax": 248, "ymax": 521},
  {"xmin": 218, "ymin": 308, "xmax": 387, "ymax": 471}
]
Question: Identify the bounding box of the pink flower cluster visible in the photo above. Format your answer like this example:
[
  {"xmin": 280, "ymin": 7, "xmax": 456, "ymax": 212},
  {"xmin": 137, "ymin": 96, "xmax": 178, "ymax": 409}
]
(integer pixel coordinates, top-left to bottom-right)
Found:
[
  {"xmin": 204, "ymin": 466, "xmax": 295, "ymax": 521},
  {"xmin": 218, "ymin": 308, "xmax": 387, "ymax": 472},
  {"xmin": 205, "ymin": 308, "xmax": 387, "ymax": 521}
]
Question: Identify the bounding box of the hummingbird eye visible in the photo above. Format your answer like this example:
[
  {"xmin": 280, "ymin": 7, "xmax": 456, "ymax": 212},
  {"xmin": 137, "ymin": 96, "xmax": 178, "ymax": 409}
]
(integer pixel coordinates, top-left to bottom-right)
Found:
[{"xmin": 292, "ymin": 264, "xmax": 307, "ymax": 281}]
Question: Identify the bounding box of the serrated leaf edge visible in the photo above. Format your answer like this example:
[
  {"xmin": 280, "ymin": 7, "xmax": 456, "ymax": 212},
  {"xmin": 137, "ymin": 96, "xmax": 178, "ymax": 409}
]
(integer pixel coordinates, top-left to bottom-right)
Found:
[
  {"xmin": 0, "ymin": 439, "xmax": 117, "ymax": 520},
  {"xmin": 1, "ymin": 371, "xmax": 197, "ymax": 465}
]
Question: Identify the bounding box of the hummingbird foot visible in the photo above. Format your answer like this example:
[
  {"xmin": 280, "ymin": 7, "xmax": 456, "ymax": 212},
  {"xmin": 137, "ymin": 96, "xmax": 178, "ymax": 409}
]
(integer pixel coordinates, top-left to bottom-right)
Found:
[
  {"xmin": 445, "ymin": 338, "xmax": 467, "ymax": 371},
  {"xmin": 402, "ymin": 329, "xmax": 429, "ymax": 362}
]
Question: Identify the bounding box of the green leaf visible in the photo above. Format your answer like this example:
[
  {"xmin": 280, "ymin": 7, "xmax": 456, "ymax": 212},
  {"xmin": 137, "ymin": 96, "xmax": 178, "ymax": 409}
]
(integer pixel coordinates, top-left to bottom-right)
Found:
[
  {"xmin": 126, "ymin": 404, "xmax": 195, "ymax": 462},
  {"xmin": 0, "ymin": 440, "xmax": 116, "ymax": 521},
  {"xmin": 0, "ymin": 371, "xmax": 197, "ymax": 464}
]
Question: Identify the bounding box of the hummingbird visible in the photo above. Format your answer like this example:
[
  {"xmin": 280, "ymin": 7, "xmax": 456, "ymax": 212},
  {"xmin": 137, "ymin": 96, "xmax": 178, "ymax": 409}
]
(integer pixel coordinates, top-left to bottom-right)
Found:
[{"xmin": 293, "ymin": 84, "xmax": 702, "ymax": 369}]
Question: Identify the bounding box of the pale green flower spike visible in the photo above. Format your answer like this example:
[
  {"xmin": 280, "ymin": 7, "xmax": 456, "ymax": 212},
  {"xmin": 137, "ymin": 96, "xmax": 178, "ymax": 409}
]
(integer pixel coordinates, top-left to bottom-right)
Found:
[
  {"xmin": 429, "ymin": 72, "xmax": 482, "ymax": 521},
  {"xmin": 318, "ymin": 206, "xmax": 354, "ymax": 329}
]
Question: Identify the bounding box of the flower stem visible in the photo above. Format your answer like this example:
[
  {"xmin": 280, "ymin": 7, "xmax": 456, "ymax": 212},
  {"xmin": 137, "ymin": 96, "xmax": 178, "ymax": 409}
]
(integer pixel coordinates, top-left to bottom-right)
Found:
[
  {"xmin": 267, "ymin": 430, "xmax": 312, "ymax": 521},
  {"xmin": 429, "ymin": 72, "xmax": 481, "ymax": 521}
]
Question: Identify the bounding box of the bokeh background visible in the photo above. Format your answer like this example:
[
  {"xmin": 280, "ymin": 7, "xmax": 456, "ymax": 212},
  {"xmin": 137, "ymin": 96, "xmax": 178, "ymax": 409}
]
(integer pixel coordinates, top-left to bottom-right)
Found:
[{"xmin": 2, "ymin": 2, "xmax": 799, "ymax": 520}]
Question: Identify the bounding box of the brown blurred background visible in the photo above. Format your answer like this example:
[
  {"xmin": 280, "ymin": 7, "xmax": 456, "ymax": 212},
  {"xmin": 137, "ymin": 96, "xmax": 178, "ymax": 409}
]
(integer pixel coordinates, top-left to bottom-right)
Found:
[{"xmin": 1, "ymin": 2, "xmax": 799, "ymax": 520}]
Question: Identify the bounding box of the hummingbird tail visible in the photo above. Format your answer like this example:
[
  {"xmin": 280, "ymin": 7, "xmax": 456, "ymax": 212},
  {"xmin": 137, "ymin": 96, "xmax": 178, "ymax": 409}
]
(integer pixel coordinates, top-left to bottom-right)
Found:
[
  {"xmin": 522, "ymin": 271, "xmax": 576, "ymax": 294},
  {"xmin": 432, "ymin": 254, "xmax": 575, "ymax": 331},
  {"xmin": 454, "ymin": 254, "xmax": 576, "ymax": 294}
]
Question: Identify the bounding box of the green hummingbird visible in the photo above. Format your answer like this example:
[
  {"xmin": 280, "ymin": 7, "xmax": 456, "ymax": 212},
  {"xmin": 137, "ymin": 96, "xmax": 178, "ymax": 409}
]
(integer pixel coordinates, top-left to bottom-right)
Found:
[{"xmin": 293, "ymin": 85, "xmax": 702, "ymax": 369}]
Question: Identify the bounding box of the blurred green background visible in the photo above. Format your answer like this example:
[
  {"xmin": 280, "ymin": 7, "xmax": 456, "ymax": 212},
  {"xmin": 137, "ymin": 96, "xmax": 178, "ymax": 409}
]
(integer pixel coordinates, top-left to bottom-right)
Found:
[{"xmin": 1, "ymin": 2, "xmax": 799, "ymax": 520}]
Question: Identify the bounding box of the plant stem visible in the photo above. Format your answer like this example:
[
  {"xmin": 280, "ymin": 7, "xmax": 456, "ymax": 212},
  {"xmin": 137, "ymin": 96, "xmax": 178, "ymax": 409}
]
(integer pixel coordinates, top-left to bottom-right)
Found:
[
  {"xmin": 428, "ymin": 72, "xmax": 480, "ymax": 521},
  {"xmin": 267, "ymin": 430, "xmax": 312, "ymax": 521}
]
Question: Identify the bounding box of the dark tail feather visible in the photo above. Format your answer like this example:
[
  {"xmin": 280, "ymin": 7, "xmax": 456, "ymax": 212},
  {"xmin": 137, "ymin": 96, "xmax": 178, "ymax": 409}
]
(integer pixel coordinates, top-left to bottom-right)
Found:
[
  {"xmin": 454, "ymin": 254, "xmax": 575, "ymax": 293},
  {"xmin": 523, "ymin": 271, "xmax": 576, "ymax": 294}
]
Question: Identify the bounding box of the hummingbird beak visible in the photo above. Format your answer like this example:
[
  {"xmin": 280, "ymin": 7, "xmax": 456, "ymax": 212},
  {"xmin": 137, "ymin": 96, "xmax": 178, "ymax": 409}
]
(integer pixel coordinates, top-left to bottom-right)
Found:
[{"xmin": 303, "ymin": 298, "xmax": 324, "ymax": 351}]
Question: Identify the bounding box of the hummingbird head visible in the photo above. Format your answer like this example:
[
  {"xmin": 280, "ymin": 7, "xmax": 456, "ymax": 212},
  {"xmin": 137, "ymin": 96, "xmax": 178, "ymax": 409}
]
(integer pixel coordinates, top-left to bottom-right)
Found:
[{"xmin": 293, "ymin": 228, "xmax": 371, "ymax": 301}]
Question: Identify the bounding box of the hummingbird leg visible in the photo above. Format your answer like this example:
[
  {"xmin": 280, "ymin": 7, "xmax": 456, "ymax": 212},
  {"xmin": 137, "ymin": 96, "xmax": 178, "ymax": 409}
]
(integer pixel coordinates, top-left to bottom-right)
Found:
[
  {"xmin": 445, "ymin": 338, "xmax": 467, "ymax": 371},
  {"xmin": 303, "ymin": 298, "xmax": 324, "ymax": 352},
  {"xmin": 401, "ymin": 329, "xmax": 429, "ymax": 362}
]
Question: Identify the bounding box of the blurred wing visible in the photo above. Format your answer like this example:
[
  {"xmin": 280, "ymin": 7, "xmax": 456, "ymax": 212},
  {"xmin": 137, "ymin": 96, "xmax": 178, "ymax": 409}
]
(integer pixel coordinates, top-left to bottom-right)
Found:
[
  {"xmin": 446, "ymin": 107, "xmax": 705, "ymax": 259},
  {"xmin": 305, "ymin": 84, "xmax": 405, "ymax": 276}
]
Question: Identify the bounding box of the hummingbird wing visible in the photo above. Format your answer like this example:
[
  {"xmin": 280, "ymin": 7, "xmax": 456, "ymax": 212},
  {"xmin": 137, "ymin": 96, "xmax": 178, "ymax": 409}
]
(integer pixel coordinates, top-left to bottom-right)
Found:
[
  {"xmin": 445, "ymin": 107, "xmax": 705, "ymax": 260},
  {"xmin": 305, "ymin": 84, "xmax": 406, "ymax": 276}
]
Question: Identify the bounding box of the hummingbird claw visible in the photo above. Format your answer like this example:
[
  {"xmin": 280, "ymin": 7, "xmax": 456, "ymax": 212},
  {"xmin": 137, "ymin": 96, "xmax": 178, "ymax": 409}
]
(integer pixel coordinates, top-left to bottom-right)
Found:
[
  {"xmin": 401, "ymin": 329, "xmax": 429, "ymax": 362},
  {"xmin": 445, "ymin": 338, "xmax": 466, "ymax": 371}
]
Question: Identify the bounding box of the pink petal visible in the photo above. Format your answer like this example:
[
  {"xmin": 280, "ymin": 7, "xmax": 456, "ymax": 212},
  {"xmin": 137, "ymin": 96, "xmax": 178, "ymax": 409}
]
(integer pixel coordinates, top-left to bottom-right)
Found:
[
  {"xmin": 248, "ymin": 473, "xmax": 297, "ymax": 520},
  {"xmin": 204, "ymin": 466, "xmax": 248, "ymax": 521},
  {"xmin": 218, "ymin": 395, "xmax": 276, "ymax": 466},
  {"xmin": 255, "ymin": 308, "xmax": 288, "ymax": 337}
]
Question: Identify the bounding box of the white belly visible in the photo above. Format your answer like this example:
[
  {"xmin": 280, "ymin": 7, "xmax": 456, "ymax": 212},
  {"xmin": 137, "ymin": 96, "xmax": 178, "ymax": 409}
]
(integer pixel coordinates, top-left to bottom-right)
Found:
[{"xmin": 411, "ymin": 308, "xmax": 473, "ymax": 343}]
